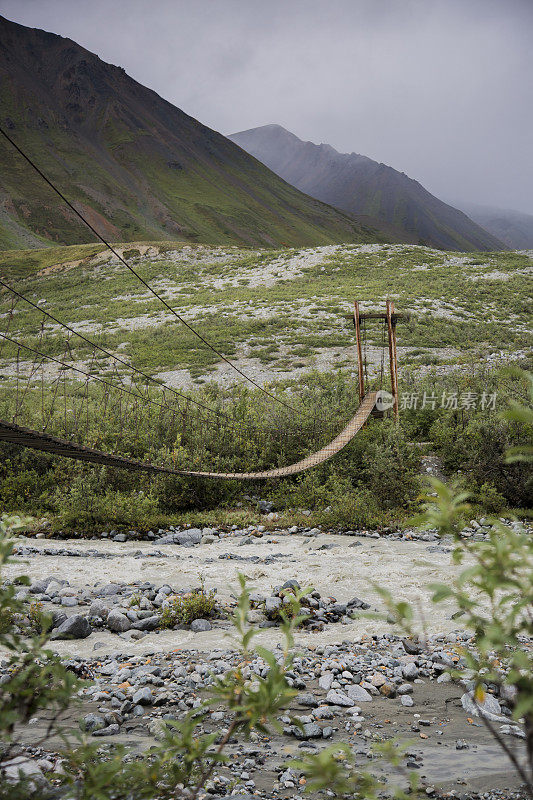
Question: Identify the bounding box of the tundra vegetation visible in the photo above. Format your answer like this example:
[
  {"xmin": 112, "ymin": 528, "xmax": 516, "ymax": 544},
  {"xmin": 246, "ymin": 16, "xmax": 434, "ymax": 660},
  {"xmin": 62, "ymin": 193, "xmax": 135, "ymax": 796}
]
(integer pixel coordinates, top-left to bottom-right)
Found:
[
  {"xmin": 0, "ymin": 367, "xmax": 530, "ymax": 532},
  {"xmin": 0, "ymin": 243, "xmax": 531, "ymax": 531}
]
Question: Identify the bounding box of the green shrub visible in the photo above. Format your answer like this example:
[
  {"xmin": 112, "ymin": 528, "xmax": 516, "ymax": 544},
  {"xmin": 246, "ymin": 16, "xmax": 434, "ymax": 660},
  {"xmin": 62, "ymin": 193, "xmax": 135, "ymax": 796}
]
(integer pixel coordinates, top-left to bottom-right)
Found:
[
  {"xmin": 319, "ymin": 487, "xmax": 383, "ymax": 528},
  {"xmin": 354, "ymin": 423, "xmax": 420, "ymax": 509},
  {"xmin": 1, "ymin": 367, "xmax": 530, "ymax": 533},
  {"xmin": 54, "ymin": 482, "xmax": 160, "ymax": 531},
  {"xmin": 431, "ymin": 414, "xmax": 532, "ymax": 507},
  {"xmin": 27, "ymin": 600, "xmax": 48, "ymax": 635},
  {"xmin": 159, "ymin": 587, "xmax": 217, "ymax": 628},
  {"xmin": 473, "ymin": 482, "xmax": 508, "ymax": 514},
  {"xmin": 0, "ymin": 605, "xmax": 14, "ymax": 635}
]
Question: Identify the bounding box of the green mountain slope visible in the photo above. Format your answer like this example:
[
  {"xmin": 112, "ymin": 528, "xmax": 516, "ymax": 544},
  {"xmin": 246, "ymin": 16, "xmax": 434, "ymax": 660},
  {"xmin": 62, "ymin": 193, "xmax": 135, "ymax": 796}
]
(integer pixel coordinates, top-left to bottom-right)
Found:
[
  {"xmin": 229, "ymin": 125, "xmax": 507, "ymax": 252},
  {"xmin": 0, "ymin": 16, "xmax": 392, "ymax": 251}
]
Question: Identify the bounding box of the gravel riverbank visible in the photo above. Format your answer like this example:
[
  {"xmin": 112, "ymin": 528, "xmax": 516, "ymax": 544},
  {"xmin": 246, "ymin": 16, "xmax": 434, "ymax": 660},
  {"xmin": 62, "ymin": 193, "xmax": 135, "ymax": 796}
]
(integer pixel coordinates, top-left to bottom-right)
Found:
[{"xmin": 2, "ymin": 528, "xmax": 529, "ymax": 798}]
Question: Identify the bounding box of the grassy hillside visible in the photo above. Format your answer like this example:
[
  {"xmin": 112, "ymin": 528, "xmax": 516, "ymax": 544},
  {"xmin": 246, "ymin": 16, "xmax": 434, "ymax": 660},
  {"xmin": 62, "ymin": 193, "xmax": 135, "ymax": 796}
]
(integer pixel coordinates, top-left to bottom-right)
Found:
[
  {"xmin": 1, "ymin": 241, "xmax": 531, "ymax": 386},
  {"xmin": 0, "ymin": 16, "xmax": 389, "ymax": 251},
  {"xmin": 0, "ymin": 241, "xmax": 531, "ymax": 529}
]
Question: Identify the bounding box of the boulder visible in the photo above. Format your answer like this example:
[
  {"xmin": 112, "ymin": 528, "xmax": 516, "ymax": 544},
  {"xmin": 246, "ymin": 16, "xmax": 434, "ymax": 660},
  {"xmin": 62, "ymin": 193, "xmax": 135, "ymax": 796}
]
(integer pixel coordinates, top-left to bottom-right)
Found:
[
  {"xmin": 190, "ymin": 618, "xmax": 212, "ymax": 632},
  {"xmin": 2, "ymin": 756, "xmax": 47, "ymax": 788},
  {"xmin": 281, "ymin": 579, "xmax": 301, "ymax": 592},
  {"xmin": 50, "ymin": 610, "xmax": 67, "ymax": 630},
  {"xmin": 461, "ymin": 691, "xmax": 506, "ymax": 722},
  {"xmin": 176, "ymin": 529, "xmax": 202, "ymax": 547},
  {"xmin": 106, "ymin": 610, "xmax": 132, "ymax": 633},
  {"xmin": 325, "ymin": 689, "xmax": 354, "ymax": 707},
  {"xmin": 397, "ymin": 683, "xmax": 413, "ymax": 695},
  {"xmin": 52, "ymin": 614, "xmax": 91, "ymax": 640},
  {"xmin": 314, "ymin": 706, "xmax": 334, "ymax": 719},
  {"xmin": 402, "ymin": 663, "xmax": 419, "ymax": 680},
  {"xmin": 92, "ymin": 723, "xmax": 120, "ymax": 736},
  {"xmin": 80, "ymin": 713, "xmax": 106, "ymax": 733},
  {"xmin": 100, "ymin": 583, "xmax": 122, "ymax": 596},
  {"xmin": 29, "ymin": 578, "xmax": 50, "ymax": 595},
  {"xmin": 89, "ymin": 600, "xmax": 109, "ymax": 619},
  {"xmin": 347, "ymin": 596, "xmax": 370, "ymax": 610},
  {"xmin": 264, "ymin": 596, "xmax": 282, "ymax": 619},
  {"xmin": 318, "ymin": 672, "xmax": 333, "ymax": 692},
  {"xmin": 45, "ymin": 580, "xmax": 62, "ymax": 596},
  {"xmin": 298, "ymin": 692, "xmax": 318, "ymax": 707},
  {"xmin": 292, "ymin": 721, "xmax": 322, "ymax": 739},
  {"xmin": 401, "ymin": 638, "xmax": 421, "ymax": 655},
  {"xmin": 132, "ymin": 687, "xmax": 152, "ymax": 705},
  {"xmin": 132, "ymin": 615, "xmax": 160, "ymax": 631},
  {"xmin": 345, "ymin": 684, "xmax": 373, "ymax": 703}
]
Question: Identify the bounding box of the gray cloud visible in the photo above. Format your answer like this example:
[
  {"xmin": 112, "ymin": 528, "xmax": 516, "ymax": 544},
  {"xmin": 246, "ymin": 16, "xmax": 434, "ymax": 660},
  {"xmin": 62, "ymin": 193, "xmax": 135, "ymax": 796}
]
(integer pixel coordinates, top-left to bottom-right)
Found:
[{"xmin": 2, "ymin": 0, "xmax": 532, "ymax": 213}]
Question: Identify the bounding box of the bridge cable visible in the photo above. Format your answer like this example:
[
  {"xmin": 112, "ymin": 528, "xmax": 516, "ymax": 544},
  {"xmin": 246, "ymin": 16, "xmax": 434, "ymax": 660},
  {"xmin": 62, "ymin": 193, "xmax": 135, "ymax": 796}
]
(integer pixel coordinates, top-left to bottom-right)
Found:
[
  {"xmin": 0, "ymin": 331, "xmax": 252, "ymax": 435},
  {"xmin": 0, "ymin": 126, "xmax": 315, "ymax": 421},
  {"xmin": 0, "ymin": 276, "xmax": 256, "ymax": 431},
  {"xmin": 379, "ymin": 317, "xmax": 386, "ymax": 389}
]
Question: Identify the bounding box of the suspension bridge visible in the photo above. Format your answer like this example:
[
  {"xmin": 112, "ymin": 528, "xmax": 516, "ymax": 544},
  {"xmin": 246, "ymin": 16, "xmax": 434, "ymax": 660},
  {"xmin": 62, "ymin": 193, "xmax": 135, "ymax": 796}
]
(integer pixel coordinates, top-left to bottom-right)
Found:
[{"xmin": 0, "ymin": 126, "xmax": 406, "ymax": 480}]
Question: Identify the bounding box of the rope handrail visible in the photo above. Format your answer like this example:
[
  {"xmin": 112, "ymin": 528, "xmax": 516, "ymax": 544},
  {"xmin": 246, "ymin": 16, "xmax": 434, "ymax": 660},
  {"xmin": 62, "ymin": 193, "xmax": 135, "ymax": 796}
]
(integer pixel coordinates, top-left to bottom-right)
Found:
[
  {"xmin": 0, "ymin": 125, "xmax": 323, "ymax": 424},
  {"xmin": 0, "ymin": 393, "xmax": 377, "ymax": 480},
  {"xmin": 0, "ymin": 276, "xmax": 248, "ymax": 429}
]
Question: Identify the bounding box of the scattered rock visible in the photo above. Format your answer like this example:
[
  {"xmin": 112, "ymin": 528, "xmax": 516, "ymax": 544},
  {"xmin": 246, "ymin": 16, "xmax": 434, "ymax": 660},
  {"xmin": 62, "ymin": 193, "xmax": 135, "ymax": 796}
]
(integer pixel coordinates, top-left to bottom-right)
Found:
[
  {"xmin": 264, "ymin": 596, "xmax": 282, "ymax": 619},
  {"xmin": 80, "ymin": 713, "xmax": 106, "ymax": 733},
  {"xmin": 106, "ymin": 610, "xmax": 132, "ymax": 633},
  {"xmin": 176, "ymin": 529, "xmax": 202, "ymax": 547},
  {"xmin": 292, "ymin": 721, "xmax": 323, "ymax": 739},
  {"xmin": 402, "ymin": 663, "xmax": 419, "ymax": 680},
  {"xmin": 1, "ymin": 756, "xmax": 47, "ymax": 787},
  {"xmin": 132, "ymin": 687, "xmax": 152, "ymax": 706},
  {"xmin": 298, "ymin": 692, "xmax": 318, "ymax": 707},
  {"xmin": 190, "ymin": 618, "xmax": 212, "ymax": 632},
  {"xmin": 461, "ymin": 691, "xmax": 506, "ymax": 722},
  {"xmin": 325, "ymin": 689, "xmax": 354, "ymax": 707},
  {"xmin": 345, "ymin": 684, "xmax": 373, "ymax": 703},
  {"xmin": 52, "ymin": 614, "xmax": 91, "ymax": 640}
]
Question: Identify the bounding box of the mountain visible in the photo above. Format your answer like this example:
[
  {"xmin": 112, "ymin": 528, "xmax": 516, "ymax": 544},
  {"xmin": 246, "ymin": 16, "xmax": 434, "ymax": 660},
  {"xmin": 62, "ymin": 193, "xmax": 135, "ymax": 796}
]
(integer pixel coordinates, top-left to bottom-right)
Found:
[
  {"xmin": 229, "ymin": 125, "xmax": 507, "ymax": 252},
  {"xmin": 452, "ymin": 202, "xmax": 533, "ymax": 249},
  {"xmin": 0, "ymin": 16, "xmax": 393, "ymax": 251}
]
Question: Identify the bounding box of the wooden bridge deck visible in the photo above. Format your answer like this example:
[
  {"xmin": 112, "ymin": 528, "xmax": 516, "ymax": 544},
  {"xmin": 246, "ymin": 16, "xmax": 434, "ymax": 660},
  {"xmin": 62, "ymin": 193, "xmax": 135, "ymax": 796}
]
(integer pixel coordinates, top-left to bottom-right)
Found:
[{"xmin": 0, "ymin": 393, "xmax": 377, "ymax": 480}]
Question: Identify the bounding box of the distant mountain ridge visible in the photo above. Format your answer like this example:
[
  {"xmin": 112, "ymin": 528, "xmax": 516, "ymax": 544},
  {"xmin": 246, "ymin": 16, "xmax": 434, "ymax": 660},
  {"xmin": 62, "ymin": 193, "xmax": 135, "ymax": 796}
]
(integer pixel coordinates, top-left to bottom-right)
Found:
[
  {"xmin": 452, "ymin": 202, "xmax": 533, "ymax": 249},
  {"xmin": 0, "ymin": 16, "xmax": 394, "ymax": 250},
  {"xmin": 229, "ymin": 124, "xmax": 506, "ymax": 252}
]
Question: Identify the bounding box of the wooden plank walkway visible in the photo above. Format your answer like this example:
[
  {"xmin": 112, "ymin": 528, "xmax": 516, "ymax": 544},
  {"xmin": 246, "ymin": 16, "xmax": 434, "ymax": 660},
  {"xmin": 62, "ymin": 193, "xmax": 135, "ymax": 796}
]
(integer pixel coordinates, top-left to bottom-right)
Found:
[{"xmin": 0, "ymin": 393, "xmax": 377, "ymax": 480}]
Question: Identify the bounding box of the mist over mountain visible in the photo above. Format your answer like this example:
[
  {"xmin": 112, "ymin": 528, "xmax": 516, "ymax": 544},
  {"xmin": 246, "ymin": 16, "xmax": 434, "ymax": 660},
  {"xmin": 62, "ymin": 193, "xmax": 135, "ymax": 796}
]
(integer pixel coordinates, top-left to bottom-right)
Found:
[
  {"xmin": 229, "ymin": 125, "xmax": 506, "ymax": 252},
  {"xmin": 0, "ymin": 16, "xmax": 393, "ymax": 251},
  {"xmin": 451, "ymin": 202, "xmax": 533, "ymax": 249}
]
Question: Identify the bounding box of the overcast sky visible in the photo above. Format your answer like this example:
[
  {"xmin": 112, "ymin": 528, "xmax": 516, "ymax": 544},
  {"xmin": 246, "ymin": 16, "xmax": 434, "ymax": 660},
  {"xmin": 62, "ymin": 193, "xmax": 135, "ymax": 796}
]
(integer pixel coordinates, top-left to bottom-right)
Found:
[{"xmin": 2, "ymin": 0, "xmax": 532, "ymax": 213}]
